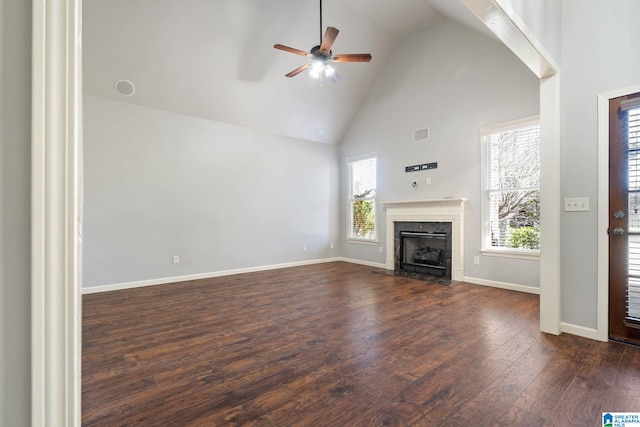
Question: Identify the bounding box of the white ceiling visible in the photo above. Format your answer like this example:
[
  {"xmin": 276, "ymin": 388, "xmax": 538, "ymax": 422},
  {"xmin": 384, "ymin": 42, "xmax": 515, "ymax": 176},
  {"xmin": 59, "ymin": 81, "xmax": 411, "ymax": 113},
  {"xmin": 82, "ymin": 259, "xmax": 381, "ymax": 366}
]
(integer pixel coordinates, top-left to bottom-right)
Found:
[{"xmin": 83, "ymin": 0, "xmax": 493, "ymax": 145}]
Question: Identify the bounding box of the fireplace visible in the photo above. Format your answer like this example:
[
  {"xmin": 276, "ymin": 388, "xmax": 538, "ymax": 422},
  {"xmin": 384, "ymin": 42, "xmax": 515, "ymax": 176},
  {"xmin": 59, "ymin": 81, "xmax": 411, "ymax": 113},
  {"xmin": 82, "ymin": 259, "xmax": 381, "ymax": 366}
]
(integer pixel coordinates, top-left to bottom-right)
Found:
[{"xmin": 383, "ymin": 199, "xmax": 467, "ymax": 281}]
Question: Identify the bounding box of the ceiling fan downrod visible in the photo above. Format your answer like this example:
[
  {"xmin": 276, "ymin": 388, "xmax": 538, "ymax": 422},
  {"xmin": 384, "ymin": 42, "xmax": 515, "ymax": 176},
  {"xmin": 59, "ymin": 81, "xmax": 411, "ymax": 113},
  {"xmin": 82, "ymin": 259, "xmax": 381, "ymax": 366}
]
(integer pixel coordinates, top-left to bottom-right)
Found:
[{"xmin": 319, "ymin": 0, "xmax": 323, "ymax": 45}]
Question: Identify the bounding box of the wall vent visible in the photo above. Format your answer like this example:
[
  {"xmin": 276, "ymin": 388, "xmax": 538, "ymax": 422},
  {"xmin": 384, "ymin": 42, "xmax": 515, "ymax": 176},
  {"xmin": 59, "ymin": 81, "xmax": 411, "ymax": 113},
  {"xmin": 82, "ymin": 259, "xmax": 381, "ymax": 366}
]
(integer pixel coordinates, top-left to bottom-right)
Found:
[{"xmin": 414, "ymin": 127, "xmax": 429, "ymax": 142}]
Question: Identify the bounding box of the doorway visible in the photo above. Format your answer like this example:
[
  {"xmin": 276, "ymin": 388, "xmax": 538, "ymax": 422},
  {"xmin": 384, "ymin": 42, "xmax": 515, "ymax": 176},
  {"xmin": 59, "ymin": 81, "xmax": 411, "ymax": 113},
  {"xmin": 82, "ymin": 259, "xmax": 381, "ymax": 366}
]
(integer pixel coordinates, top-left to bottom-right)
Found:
[{"xmin": 33, "ymin": 1, "xmax": 562, "ymax": 425}]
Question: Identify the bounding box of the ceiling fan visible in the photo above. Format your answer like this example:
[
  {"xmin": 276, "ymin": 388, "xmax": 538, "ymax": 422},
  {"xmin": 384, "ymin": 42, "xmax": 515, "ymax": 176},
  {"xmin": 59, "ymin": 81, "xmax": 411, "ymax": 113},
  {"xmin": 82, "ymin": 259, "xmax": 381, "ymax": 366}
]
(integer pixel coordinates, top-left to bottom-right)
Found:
[{"xmin": 274, "ymin": 0, "xmax": 372, "ymax": 83}]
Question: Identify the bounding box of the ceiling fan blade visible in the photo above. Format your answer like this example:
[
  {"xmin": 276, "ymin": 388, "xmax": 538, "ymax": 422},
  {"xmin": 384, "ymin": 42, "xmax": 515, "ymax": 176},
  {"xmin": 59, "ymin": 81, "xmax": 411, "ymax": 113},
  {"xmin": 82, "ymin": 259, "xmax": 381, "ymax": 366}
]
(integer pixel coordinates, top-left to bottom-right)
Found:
[
  {"xmin": 285, "ymin": 63, "xmax": 311, "ymax": 78},
  {"xmin": 320, "ymin": 27, "xmax": 339, "ymax": 54},
  {"xmin": 332, "ymin": 53, "xmax": 372, "ymax": 63},
  {"xmin": 274, "ymin": 44, "xmax": 311, "ymax": 57}
]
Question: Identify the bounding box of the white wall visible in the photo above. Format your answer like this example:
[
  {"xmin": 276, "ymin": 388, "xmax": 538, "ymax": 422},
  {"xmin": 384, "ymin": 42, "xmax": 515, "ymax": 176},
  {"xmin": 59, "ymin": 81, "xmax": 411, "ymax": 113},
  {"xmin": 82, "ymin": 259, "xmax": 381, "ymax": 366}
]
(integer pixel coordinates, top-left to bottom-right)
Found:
[
  {"xmin": 559, "ymin": 0, "xmax": 640, "ymax": 328},
  {"xmin": 496, "ymin": 0, "xmax": 562, "ymax": 65},
  {"xmin": 83, "ymin": 95, "xmax": 340, "ymax": 288},
  {"xmin": 340, "ymin": 18, "xmax": 541, "ymax": 287},
  {"xmin": 0, "ymin": 0, "xmax": 31, "ymax": 424}
]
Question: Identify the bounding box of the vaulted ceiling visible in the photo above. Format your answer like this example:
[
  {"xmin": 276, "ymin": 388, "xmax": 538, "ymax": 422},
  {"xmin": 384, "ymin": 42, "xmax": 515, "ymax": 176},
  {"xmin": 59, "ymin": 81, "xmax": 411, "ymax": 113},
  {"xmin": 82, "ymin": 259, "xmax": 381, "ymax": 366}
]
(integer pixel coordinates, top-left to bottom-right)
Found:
[{"xmin": 83, "ymin": 0, "xmax": 494, "ymax": 145}]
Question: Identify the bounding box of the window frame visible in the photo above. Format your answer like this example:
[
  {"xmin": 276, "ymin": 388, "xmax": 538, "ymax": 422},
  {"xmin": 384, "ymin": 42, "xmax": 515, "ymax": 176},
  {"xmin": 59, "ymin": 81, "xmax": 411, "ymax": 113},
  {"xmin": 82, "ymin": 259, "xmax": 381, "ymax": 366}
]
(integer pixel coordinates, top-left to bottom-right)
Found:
[
  {"xmin": 480, "ymin": 116, "xmax": 541, "ymax": 258},
  {"xmin": 346, "ymin": 152, "xmax": 378, "ymax": 243}
]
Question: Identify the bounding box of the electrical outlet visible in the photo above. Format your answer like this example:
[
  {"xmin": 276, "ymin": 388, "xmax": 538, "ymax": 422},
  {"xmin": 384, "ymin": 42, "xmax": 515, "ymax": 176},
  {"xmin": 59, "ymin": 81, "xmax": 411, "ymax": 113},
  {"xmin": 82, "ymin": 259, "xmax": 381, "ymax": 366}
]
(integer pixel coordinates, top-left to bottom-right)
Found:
[
  {"xmin": 173, "ymin": 255, "xmax": 180, "ymax": 264},
  {"xmin": 473, "ymin": 256, "xmax": 480, "ymax": 265},
  {"xmin": 426, "ymin": 177, "xmax": 432, "ymax": 185},
  {"xmin": 379, "ymin": 246, "xmax": 383, "ymax": 254},
  {"xmin": 330, "ymin": 242, "xmax": 334, "ymax": 249},
  {"xmin": 302, "ymin": 244, "xmax": 308, "ymax": 252},
  {"xmin": 564, "ymin": 197, "xmax": 589, "ymax": 212}
]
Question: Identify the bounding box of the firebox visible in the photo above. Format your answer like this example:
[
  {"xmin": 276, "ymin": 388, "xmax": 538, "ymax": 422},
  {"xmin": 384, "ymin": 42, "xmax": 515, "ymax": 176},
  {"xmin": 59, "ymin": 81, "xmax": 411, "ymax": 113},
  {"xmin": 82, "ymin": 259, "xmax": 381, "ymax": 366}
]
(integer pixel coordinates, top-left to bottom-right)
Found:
[
  {"xmin": 400, "ymin": 231, "xmax": 448, "ymax": 276},
  {"xmin": 394, "ymin": 221, "xmax": 452, "ymax": 280}
]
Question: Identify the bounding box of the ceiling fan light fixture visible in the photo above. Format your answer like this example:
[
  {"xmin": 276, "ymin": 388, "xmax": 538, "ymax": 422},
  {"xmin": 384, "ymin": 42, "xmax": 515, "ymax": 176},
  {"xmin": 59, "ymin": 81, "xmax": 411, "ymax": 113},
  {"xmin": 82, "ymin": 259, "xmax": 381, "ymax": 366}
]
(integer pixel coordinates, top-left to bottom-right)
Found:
[
  {"xmin": 310, "ymin": 61, "xmax": 324, "ymax": 79},
  {"xmin": 324, "ymin": 64, "xmax": 335, "ymax": 77}
]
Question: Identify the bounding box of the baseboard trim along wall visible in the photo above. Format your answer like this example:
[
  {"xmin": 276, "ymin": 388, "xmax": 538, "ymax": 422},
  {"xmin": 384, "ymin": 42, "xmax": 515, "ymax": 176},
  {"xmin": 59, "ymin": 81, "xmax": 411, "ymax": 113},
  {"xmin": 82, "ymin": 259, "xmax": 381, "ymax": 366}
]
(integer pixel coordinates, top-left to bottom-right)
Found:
[
  {"xmin": 338, "ymin": 257, "xmax": 387, "ymax": 270},
  {"xmin": 463, "ymin": 276, "xmax": 540, "ymax": 295},
  {"xmin": 560, "ymin": 322, "xmax": 600, "ymax": 341},
  {"xmin": 82, "ymin": 258, "xmax": 344, "ymax": 294},
  {"xmin": 83, "ymin": 260, "xmax": 537, "ymax": 295}
]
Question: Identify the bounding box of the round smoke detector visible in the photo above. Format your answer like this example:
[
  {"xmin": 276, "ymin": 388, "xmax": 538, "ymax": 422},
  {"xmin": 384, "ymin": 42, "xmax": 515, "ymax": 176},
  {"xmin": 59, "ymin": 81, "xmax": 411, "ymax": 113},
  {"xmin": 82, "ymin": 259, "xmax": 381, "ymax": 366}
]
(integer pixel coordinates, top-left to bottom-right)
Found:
[{"xmin": 115, "ymin": 80, "xmax": 135, "ymax": 96}]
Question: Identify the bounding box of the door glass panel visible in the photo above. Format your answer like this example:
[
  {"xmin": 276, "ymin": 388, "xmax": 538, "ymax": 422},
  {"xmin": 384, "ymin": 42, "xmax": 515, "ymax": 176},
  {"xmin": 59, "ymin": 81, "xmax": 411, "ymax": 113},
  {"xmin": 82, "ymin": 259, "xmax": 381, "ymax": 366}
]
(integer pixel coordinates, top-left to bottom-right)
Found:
[{"xmin": 628, "ymin": 107, "xmax": 640, "ymax": 324}]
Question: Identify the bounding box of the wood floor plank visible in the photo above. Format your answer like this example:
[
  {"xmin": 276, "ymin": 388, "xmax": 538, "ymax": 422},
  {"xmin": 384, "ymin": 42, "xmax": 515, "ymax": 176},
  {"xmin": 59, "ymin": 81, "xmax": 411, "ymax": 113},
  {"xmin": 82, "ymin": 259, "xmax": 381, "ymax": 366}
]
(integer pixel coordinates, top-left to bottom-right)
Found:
[
  {"xmin": 613, "ymin": 346, "xmax": 640, "ymax": 391},
  {"xmin": 449, "ymin": 345, "xmax": 551, "ymax": 426},
  {"xmin": 603, "ymin": 388, "xmax": 640, "ymax": 416},
  {"xmin": 546, "ymin": 376, "xmax": 609, "ymax": 427},
  {"xmin": 82, "ymin": 262, "xmax": 640, "ymax": 426},
  {"xmin": 496, "ymin": 406, "xmax": 547, "ymax": 427},
  {"xmin": 512, "ymin": 353, "xmax": 581, "ymax": 418}
]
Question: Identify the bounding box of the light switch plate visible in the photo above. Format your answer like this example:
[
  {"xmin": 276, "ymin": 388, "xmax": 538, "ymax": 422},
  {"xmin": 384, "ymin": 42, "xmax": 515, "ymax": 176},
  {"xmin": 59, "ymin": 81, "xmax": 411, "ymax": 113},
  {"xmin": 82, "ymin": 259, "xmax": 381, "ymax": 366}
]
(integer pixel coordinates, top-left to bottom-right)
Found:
[{"xmin": 564, "ymin": 197, "xmax": 589, "ymax": 212}]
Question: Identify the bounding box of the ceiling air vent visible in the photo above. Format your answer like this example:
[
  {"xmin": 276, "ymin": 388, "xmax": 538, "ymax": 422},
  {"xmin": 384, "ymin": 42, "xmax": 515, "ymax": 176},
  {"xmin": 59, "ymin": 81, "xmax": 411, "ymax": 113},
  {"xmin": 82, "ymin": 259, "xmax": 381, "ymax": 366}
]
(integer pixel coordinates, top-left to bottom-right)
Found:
[{"xmin": 414, "ymin": 127, "xmax": 429, "ymax": 142}]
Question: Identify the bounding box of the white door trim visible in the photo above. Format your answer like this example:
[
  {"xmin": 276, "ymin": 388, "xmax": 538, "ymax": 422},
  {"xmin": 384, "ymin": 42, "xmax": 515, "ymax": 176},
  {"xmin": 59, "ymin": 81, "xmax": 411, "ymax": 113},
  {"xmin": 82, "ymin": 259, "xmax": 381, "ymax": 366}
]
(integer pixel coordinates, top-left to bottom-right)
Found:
[
  {"xmin": 31, "ymin": 0, "xmax": 83, "ymax": 425},
  {"xmin": 538, "ymin": 73, "xmax": 561, "ymax": 335},
  {"xmin": 597, "ymin": 84, "xmax": 640, "ymax": 342}
]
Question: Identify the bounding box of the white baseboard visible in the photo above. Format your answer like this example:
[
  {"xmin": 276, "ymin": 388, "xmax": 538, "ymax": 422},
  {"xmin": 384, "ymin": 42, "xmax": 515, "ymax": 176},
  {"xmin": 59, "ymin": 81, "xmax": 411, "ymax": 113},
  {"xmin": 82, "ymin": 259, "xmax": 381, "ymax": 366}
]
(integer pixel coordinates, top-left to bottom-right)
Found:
[
  {"xmin": 338, "ymin": 257, "xmax": 387, "ymax": 269},
  {"xmin": 463, "ymin": 276, "xmax": 540, "ymax": 295},
  {"xmin": 82, "ymin": 257, "xmax": 343, "ymax": 294},
  {"xmin": 83, "ymin": 258, "xmax": 542, "ymax": 301},
  {"xmin": 560, "ymin": 322, "xmax": 601, "ymax": 341}
]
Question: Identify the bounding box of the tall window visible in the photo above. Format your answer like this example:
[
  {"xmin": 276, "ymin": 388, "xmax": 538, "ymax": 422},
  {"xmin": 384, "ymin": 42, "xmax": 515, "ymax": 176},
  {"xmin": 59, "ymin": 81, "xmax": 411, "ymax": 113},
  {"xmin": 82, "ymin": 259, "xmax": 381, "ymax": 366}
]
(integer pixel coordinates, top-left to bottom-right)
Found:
[
  {"xmin": 482, "ymin": 117, "xmax": 540, "ymax": 252},
  {"xmin": 348, "ymin": 153, "xmax": 377, "ymax": 240}
]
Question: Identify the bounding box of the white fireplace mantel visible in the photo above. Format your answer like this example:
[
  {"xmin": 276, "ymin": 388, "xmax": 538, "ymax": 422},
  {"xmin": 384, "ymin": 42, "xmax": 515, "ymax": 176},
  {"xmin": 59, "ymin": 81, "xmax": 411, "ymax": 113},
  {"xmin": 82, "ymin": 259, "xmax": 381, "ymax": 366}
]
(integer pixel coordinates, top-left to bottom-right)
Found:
[{"xmin": 382, "ymin": 198, "xmax": 467, "ymax": 280}]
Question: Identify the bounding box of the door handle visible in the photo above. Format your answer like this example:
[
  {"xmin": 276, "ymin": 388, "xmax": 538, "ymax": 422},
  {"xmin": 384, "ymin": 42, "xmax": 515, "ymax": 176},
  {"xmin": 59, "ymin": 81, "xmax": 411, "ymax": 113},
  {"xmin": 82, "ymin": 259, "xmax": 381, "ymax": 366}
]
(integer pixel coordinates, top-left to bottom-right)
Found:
[
  {"xmin": 613, "ymin": 210, "xmax": 626, "ymax": 219},
  {"xmin": 613, "ymin": 227, "xmax": 625, "ymax": 235}
]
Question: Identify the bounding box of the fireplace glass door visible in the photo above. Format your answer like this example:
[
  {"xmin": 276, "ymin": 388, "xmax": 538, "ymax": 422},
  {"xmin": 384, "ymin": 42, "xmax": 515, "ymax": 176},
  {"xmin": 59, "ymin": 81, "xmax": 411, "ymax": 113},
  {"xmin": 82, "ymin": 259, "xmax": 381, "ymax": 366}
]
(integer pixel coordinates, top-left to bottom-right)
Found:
[{"xmin": 400, "ymin": 231, "xmax": 448, "ymax": 277}]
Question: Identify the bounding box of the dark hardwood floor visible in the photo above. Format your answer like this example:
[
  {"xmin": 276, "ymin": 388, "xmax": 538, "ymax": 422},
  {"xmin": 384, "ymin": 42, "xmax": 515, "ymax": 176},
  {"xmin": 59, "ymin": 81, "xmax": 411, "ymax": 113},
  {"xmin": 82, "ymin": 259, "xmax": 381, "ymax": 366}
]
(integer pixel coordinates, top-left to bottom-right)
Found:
[{"xmin": 82, "ymin": 262, "xmax": 640, "ymax": 426}]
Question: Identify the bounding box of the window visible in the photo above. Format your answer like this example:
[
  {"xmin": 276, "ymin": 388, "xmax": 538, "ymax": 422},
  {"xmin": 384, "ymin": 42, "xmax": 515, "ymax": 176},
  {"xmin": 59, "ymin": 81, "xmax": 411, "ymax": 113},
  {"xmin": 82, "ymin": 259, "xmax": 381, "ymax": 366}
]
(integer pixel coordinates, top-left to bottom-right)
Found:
[
  {"xmin": 348, "ymin": 153, "xmax": 377, "ymax": 241},
  {"xmin": 482, "ymin": 117, "xmax": 540, "ymax": 252}
]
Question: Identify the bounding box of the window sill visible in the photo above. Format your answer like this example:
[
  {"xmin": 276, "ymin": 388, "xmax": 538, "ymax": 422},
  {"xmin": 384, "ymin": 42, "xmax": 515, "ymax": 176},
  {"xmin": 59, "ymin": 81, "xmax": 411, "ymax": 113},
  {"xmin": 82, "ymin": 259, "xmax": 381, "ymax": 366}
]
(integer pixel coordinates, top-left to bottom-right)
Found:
[
  {"xmin": 480, "ymin": 248, "xmax": 540, "ymax": 260},
  {"xmin": 346, "ymin": 238, "xmax": 379, "ymax": 245}
]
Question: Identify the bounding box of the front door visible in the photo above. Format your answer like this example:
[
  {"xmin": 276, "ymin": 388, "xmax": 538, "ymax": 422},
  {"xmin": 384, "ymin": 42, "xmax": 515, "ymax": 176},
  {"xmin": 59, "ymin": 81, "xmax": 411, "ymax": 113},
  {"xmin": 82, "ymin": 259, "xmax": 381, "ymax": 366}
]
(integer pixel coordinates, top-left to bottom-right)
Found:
[{"xmin": 609, "ymin": 92, "xmax": 640, "ymax": 344}]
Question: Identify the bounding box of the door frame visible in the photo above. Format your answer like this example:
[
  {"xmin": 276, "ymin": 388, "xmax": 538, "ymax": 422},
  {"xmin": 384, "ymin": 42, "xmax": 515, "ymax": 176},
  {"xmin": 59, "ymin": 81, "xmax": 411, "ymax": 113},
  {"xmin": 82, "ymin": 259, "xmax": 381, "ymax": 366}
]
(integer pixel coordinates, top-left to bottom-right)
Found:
[
  {"xmin": 31, "ymin": 0, "xmax": 83, "ymax": 425},
  {"xmin": 597, "ymin": 84, "xmax": 640, "ymax": 342}
]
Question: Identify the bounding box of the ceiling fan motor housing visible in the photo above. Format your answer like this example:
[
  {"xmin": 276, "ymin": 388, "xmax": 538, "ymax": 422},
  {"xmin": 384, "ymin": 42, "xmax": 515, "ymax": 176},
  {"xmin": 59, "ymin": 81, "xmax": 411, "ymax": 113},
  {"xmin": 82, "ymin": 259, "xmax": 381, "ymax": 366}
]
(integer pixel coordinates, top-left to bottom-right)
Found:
[{"xmin": 311, "ymin": 45, "xmax": 332, "ymax": 60}]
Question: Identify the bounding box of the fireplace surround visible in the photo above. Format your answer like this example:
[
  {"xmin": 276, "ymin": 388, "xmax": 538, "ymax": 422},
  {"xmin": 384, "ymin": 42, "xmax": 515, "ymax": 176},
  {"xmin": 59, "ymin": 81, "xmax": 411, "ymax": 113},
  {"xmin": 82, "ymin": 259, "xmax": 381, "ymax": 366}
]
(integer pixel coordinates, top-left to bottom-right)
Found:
[{"xmin": 382, "ymin": 199, "xmax": 467, "ymax": 281}]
